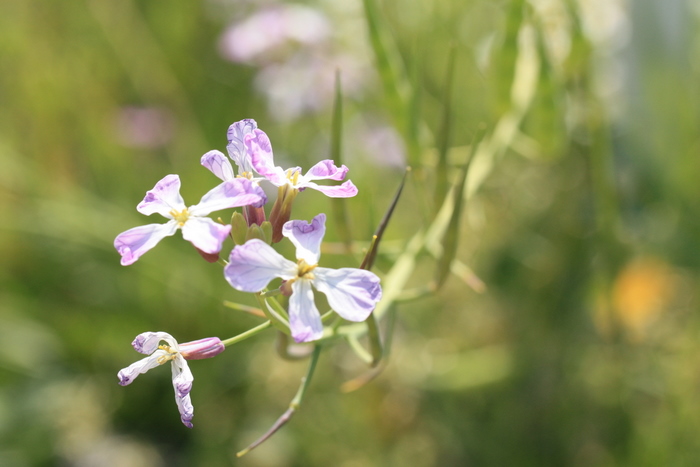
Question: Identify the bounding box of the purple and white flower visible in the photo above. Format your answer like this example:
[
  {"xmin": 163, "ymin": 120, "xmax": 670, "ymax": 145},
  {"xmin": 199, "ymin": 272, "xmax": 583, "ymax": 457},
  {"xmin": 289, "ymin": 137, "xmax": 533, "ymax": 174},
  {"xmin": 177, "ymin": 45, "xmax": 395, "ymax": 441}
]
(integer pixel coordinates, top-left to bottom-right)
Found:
[
  {"xmin": 245, "ymin": 129, "xmax": 358, "ymax": 198},
  {"xmin": 201, "ymin": 119, "xmax": 260, "ymax": 181},
  {"xmin": 114, "ymin": 174, "xmax": 266, "ymax": 265},
  {"xmin": 117, "ymin": 332, "xmax": 225, "ymax": 428},
  {"xmin": 224, "ymin": 213, "xmax": 382, "ymax": 342}
]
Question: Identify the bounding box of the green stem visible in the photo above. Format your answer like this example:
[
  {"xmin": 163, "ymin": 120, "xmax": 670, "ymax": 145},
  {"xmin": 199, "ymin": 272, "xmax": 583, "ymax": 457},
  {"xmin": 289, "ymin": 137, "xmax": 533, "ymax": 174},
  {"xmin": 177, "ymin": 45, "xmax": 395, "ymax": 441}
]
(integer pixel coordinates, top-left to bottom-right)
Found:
[
  {"xmin": 365, "ymin": 312, "xmax": 382, "ymax": 367},
  {"xmin": 237, "ymin": 345, "xmax": 322, "ymax": 457},
  {"xmin": 220, "ymin": 321, "xmax": 272, "ymax": 347},
  {"xmin": 254, "ymin": 293, "xmax": 291, "ymax": 335}
]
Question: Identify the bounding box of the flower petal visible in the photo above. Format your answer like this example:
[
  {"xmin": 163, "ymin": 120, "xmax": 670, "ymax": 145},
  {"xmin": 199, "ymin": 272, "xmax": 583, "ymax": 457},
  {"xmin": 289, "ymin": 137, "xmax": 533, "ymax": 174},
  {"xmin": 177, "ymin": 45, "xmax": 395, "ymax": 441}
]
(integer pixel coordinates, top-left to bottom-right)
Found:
[
  {"xmin": 301, "ymin": 160, "xmax": 349, "ymax": 181},
  {"xmin": 131, "ymin": 331, "xmax": 178, "ymax": 354},
  {"xmin": 246, "ymin": 129, "xmax": 287, "ymax": 186},
  {"xmin": 137, "ymin": 174, "xmax": 186, "ymax": 217},
  {"xmin": 289, "ymin": 279, "xmax": 324, "ymax": 342},
  {"xmin": 114, "ymin": 221, "xmax": 179, "ymax": 266},
  {"xmin": 171, "ymin": 356, "xmax": 195, "ymax": 428},
  {"xmin": 201, "ymin": 150, "xmax": 235, "ymax": 181},
  {"xmin": 224, "ymin": 239, "xmax": 296, "ymax": 292},
  {"xmin": 312, "ymin": 267, "xmax": 382, "ymax": 321},
  {"xmin": 181, "ymin": 217, "xmax": 232, "ymax": 254},
  {"xmin": 226, "ymin": 119, "xmax": 258, "ymax": 173},
  {"xmin": 302, "ymin": 180, "xmax": 358, "ymax": 198},
  {"xmin": 282, "ymin": 213, "xmax": 326, "ymax": 264},
  {"xmin": 175, "ymin": 392, "xmax": 194, "ymax": 428},
  {"xmin": 117, "ymin": 350, "xmax": 168, "ymax": 386},
  {"xmin": 190, "ymin": 178, "xmax": 267, "ymax": 216}
]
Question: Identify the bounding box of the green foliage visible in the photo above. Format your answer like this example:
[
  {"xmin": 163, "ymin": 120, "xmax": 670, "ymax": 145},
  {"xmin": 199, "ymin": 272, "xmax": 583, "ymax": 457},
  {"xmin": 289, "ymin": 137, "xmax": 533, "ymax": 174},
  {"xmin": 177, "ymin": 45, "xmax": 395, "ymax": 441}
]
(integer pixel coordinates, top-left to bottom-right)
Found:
[{"xmin": 2, "ymin": 0, "xmax": 700, "ymax": 466}]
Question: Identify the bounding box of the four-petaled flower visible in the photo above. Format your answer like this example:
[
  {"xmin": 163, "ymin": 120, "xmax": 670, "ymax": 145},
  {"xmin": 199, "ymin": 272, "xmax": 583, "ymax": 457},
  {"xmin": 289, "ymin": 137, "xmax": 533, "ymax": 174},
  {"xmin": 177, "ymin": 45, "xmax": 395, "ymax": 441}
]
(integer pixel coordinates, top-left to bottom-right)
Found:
[
  {"xmin": 117, "ymin": 332, "xmax": 225, "ymax": 428},
  {"xmin": 114, "ymin": 174, "xmax": 266, "ymax": 265},
  {"xmin": 223, "ymin": 213, "xmax": 382, "ymax": 342},
  {"xmin": 245, "ymin": 129, "xmax": 358, "ymax": 198}
]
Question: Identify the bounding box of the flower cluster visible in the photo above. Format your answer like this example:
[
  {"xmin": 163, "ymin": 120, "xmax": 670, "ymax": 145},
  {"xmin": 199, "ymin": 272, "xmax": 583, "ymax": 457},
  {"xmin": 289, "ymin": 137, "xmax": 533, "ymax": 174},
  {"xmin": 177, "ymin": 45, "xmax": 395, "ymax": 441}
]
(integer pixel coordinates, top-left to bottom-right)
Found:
[{"xmin": 116, "ymin": 120, "xmax": 382, "ymax": 429}]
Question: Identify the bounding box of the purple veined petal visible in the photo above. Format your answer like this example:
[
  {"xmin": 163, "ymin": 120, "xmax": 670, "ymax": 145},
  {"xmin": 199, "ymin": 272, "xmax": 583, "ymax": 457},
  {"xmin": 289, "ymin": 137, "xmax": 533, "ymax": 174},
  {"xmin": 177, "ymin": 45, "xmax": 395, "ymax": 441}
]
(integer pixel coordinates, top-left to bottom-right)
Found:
[
  {"xmin": 171, "ymin": 356, "xmax": 194, "ymax": 398},
  {"xmin": 114, "ymin": 221, "xmax": 179, "ymax": 266},
  {"xmin": 282, "ymin": 213, "xmax": 326, "ymax": 264},
  {"xmin": 201, "ymin": 150, "xmax": 235, "ymax": 181},
  {"xmin": 288, "ymin": 279, "xmax": 324, "ymax": 343},
  {"xmin": 302, "ymin": 180, "xmax": 358, "ymax": 198},
  {"xmin": 137, "ymin": 174, "xmax": 186, "ymax": 217},
  {"xmin": 117, "ymin": 350, "xmax": 168, "ymax": 386},
  {"xmin": 181, "ymin": 217, "xmax": 232, "ymax": 254},
  {"xmin": 301, "ymin": 160, "xmax": 349, "ymax": 182},
  {"xmin": 312, "ymin": 267, "xmax": 382, "ymax": 322},
  {"xmin": 132, "ymin": 331, "xmax": 178, "ymax": 354},
  {"xmin": 246, "ymin": 129, "xmax": 287, "ymax": 186},
  {"xmin": 175, "ymin": 391, "xmax": 194, "ymax": 428},
  {"xmin": 190, "ymin": 179, "xmax": 267, "ymax": 216},
  {"xmin": 224, "ymin": 239, "xmax": 296, "ymax": 292},
  {"xmin": 226, "ymin": 119, "xmax": 258, "ymax": 173},
  {"xmin": 171, "ymin": 361, "xmax": 195, "ymax": 428}
]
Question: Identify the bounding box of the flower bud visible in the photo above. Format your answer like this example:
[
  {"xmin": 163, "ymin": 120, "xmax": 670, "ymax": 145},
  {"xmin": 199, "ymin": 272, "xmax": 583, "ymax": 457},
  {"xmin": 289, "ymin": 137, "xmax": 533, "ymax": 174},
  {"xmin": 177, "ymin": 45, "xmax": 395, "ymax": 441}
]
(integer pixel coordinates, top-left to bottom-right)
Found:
[
  {"xmin": 179, "ymin": 337, "xmax": 225, "ymax": 360},
  {"xmin": 243, "ymin": 204, "xmax": 266, "ymax": 227},
  {"xmin": 269, "ymin": 185, "xmax": 299, "ymax": 243}
]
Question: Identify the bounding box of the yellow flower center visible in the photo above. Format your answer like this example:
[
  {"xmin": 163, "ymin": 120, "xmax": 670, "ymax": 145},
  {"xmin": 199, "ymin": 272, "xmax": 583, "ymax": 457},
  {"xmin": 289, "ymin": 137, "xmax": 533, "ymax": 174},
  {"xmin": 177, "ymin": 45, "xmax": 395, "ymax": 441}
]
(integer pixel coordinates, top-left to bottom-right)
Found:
[
  {"xmin": 237, "ymin": 172, "xmax": 254, "ymax": 180},
  {"xmin": 156, "ymin": 344, "xmax": 179, "ymax": 365},
  {"xmin": 169, "ymin": 208, "xmax": 190, "ymax": 226},
  {"xmin": 296, "ymin": 259, "xmax": 317, "ymax": 280}
]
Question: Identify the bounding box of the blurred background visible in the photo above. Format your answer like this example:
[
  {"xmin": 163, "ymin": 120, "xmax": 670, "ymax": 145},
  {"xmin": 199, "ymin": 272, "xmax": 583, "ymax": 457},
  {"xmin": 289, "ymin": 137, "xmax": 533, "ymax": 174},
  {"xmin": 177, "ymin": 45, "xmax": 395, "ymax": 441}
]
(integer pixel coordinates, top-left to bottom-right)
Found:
[{"xmin": 2, "ymin": 0, "xmax": 700, "ymax": 465}]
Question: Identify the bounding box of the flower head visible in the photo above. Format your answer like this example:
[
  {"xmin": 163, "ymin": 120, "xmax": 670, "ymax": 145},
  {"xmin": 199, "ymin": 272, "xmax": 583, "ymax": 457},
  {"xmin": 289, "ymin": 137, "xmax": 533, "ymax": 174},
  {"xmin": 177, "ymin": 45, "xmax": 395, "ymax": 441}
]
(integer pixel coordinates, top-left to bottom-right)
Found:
[
  {"xmin": 201, "ymin": 119, "xmax": 260, "ymax": 181},
  {"xmin": 114, "ymin": 174, "xmax": 266, "ymax": 265},
  {"xmin": 245, "ymin": 129, "xmax": 358, "ymax": 198},
  {"xmin": 117, "ymin": 332, "xmax": 225, "ymax": 428},
  {"xmin": 224, "ymin": 214, "xmax": 382, "ymax": 342}
]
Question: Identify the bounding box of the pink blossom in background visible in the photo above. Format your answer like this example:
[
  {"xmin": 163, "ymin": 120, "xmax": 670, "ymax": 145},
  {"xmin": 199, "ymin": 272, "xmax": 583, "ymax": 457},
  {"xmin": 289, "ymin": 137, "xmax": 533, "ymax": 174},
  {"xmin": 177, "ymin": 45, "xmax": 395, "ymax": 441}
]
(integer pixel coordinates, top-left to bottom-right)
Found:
[{"xmin": 219, "ymin": 5, "xmax": 330, "ymax": 64}]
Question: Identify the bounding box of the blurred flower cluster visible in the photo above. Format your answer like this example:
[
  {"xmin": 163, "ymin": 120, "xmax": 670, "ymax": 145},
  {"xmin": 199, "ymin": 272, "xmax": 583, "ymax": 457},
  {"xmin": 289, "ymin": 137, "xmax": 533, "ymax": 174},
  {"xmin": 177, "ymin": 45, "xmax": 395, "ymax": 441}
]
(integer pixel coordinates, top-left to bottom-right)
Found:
[{"xmin": 218, "ymin": 3, "xmax": 372, "ymax": 120}]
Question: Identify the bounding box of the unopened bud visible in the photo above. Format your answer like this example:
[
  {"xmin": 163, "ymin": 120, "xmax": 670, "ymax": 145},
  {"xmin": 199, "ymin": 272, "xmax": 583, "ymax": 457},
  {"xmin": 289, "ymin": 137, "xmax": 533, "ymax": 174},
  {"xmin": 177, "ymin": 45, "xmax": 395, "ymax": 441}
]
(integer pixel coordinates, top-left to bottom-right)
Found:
[
  {"xmin": 179, "ymin": 337, "xmax": 225, "ymax": 360},
  {"xmin": 279, "ymin": 280, "xmax": 294, "ymax": 297},
  {"xmin": 269, "ymin": 185, "xmax": 299, "ymax": 243}
]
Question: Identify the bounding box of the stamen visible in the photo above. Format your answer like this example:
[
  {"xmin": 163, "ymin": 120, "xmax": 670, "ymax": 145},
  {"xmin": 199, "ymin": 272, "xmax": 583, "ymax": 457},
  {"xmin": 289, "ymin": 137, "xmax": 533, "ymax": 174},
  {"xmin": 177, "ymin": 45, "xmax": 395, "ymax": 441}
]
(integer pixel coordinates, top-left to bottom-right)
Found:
[
  {"xmin": 296, "ymin": 259, "xmax": 318, "ymax": 279},
  {"xmin": 286, "ymin": 169, "xmax": 301, "ymax": 186},
  {"xmin": 169, "ymin": 208, "xmax": 190, "ymax": 226},
  {"xmin": 156, "ymin": 344, "xmax": 179, "ymax": 365}
]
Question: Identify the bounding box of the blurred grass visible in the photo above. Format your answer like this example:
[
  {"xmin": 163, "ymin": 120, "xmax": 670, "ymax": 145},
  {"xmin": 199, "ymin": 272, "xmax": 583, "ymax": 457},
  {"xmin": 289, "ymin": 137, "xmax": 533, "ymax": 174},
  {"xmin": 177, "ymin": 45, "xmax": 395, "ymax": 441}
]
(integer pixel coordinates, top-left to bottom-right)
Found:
[{"xmin": 2, "ymin": 0, "xmax": 700, "ymax": 466}]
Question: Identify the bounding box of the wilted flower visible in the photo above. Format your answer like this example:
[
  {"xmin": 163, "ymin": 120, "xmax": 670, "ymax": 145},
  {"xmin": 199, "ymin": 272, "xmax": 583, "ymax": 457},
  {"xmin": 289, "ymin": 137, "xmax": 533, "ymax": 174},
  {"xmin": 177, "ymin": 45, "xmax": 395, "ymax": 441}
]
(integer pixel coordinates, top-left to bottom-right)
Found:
[
  {"xmin": 114, "ymin": 174, "xmax": 266, "ymax": 265},
  {"xmin": 224, "ymin": 213, "xmax": 382, "ymax": 342},
  {"xmin": 117, "ymin": 332, "xmax": 225, "ymax": 428}
]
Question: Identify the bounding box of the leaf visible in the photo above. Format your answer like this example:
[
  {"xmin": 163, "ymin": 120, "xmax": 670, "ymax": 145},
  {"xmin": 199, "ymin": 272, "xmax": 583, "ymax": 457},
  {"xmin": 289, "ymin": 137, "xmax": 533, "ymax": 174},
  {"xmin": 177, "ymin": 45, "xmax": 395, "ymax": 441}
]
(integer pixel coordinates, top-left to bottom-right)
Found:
[
  {"xmin": 434, "ymin": 126, "xmax": 486, "ymax": 290},
  {"xmin": 360, "ymin": 168, "xmax": 410, "ymax": 271},
  {"xmin": 329, "ymin": 71, "xmax": 354, "ymax": 253},
  {"xmin": 434, "ymin": 42, "xmax": 458, "ymax": 210}
]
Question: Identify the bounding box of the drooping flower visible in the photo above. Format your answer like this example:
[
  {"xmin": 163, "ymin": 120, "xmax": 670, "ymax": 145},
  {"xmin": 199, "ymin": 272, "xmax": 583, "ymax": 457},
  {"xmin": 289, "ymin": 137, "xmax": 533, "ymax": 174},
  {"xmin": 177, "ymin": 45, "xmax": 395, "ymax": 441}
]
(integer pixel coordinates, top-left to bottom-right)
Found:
[
  {"xmin": 224, "ymin": 213, "xmax": 382, "ymax": 342},
  {"xmin": 117, "ymin": 332, "xmax": 225, "ymax": 428},
  {"xmin": 114, "ymin": 174, "xmax": 266, "ymax": 265}
]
